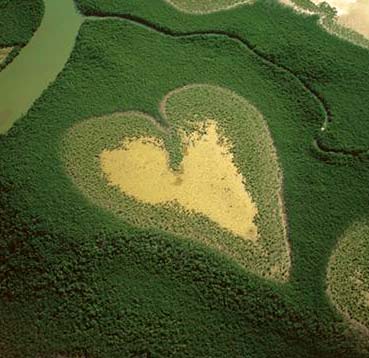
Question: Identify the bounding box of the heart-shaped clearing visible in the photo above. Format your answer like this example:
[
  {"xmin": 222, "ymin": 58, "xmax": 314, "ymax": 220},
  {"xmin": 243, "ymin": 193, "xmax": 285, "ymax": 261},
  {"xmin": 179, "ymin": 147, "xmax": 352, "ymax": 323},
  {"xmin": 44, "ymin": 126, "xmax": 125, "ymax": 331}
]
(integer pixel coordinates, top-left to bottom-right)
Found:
[
  {"xmin": 63, "ymin": 84, "xmax": 290, "ymax": 281},
  {"xmin": 100, "ymin": 120, "xmax": 258, "ymax": 240}
]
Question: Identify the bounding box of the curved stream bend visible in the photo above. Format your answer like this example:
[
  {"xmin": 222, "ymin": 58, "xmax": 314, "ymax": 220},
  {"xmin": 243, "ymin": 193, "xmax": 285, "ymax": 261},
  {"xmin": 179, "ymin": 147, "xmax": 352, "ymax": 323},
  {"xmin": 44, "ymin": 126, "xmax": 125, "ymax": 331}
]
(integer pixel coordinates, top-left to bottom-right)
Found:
[
  {"xmin": 0, "ymin": 1, "xmax": 366, "ymax": 160},
  {"xmin": 0, "ymin": 0, "xmax": 83, "ymax": 134},
  {"xmin": 88, "ymin": 11, "xmax": 369, "ymax": 160}
]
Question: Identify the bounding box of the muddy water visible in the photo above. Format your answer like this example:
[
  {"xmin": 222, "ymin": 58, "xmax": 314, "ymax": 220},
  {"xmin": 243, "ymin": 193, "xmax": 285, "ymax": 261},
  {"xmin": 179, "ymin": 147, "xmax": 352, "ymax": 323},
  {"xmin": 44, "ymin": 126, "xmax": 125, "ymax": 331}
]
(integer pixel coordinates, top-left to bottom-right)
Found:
[{"xmin": 0, "ymin": 0, "xmax": 83, "ymax": 134}]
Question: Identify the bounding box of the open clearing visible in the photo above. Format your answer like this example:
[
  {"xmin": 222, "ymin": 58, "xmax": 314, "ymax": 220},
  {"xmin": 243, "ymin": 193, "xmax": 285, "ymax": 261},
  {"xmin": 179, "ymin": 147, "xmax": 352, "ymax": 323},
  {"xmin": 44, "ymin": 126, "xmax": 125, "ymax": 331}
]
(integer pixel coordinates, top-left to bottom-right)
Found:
[
  {"xmin": 0, "ymin": 47, "xmax": 12, "ymax": 65},
  {"xmin": 101, "ymin": 120, "xmax": 258, "ymax": 240},
  {"xmin": 283, "ymin": 0, "xmax": 369, "ymax": 46},
  {"xmin": 165, "ymin": 0, "xmax": 251, "ymax": 14},
  {"xmin": 63, "ymin": 85, "xmax": 289, "ymax": 281},
  {"xmin": 311, "ymin": 0, "xmax": 369, "ymax": 38},
  {"xmin": 327, "ymin": 220, "xmax": 369, "ymax": 334}
]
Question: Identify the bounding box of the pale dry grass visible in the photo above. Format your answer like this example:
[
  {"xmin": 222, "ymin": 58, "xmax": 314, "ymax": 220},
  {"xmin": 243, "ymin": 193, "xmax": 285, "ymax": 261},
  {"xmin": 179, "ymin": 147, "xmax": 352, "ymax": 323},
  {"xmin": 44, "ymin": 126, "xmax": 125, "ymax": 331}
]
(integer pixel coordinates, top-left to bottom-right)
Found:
[
  {"xmin": 165, "ymin": 0, "xmax": 252, "ymax": 14},
  {"xmin": 311, "ymin": 0, "xmax": 369, "ymax": 38},
  {"xmin": 337, "ymin": 0, "xmax": 369, "ymax": 38},
  {"xmin": 279, "ymin": 0, "xmax": 314, "ymax": 14},
  {"xmin": 0, "ymin": 47, "xmax": 12, "ymax": 65},
  {"xmin": 101, "ymin": 120, "xmax": 258, "ymax": 240}
]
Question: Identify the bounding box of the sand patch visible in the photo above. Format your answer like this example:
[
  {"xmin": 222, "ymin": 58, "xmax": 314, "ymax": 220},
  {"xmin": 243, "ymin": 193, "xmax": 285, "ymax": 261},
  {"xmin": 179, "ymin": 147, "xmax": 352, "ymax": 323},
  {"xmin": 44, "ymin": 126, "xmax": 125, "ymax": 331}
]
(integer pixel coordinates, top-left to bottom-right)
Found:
[
  {"xmin": 279, "ymin": 0, "xmax": 314, "ymax": 14},
  {"xmin": 100, "ymin": 121, "xmax": 258, "ymax": 240},
  {"xmin": 311, "ymin": 0, "xmax": 369, "ymax": 38},
  {"xmin": 165, "ymin": 0, "xmax": 251, "ymax": 14},
  {"xmin": 0, "ymin": 47, "xmax": 12, "ymax": 65},
  {"xmin": 279, "ymin": 0, "xmax": 295, "ymax": 6},
  {"xmin": 338, "ymin": 0, "xmax": 369, "ymax": 38}
]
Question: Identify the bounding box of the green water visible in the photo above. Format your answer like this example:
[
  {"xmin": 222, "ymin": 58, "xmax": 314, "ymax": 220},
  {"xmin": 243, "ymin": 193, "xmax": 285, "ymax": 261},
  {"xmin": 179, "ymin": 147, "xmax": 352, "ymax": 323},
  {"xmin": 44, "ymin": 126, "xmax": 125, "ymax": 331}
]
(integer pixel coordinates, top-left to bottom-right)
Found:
[{"xmin": 0, "ymin": 0, "xmax": 83, "ymax": 134}]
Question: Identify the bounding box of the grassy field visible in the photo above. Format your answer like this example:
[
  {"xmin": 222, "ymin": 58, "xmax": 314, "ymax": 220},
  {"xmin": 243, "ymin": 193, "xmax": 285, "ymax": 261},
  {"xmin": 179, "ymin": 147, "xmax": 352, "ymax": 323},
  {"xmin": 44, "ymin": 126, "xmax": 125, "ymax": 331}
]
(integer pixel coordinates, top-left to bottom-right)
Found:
[
  {"xmin": 1, "ymin": 0, "xmax": 369, "ymax": 356},
  {"xmin": 100, "ymin": 121, "xmax": 259, "ymax": 240},
  {"xmin": 286, "ymin": 0, "xmax": 369, "ymax": 49},
  {"xmin": 0, "ymin": 0, "xmax": 44, "ymax": 70},
  {"xmin": 328, "ymin": 220, "xmax": 369, "ymax": 335},
  {"xmin": 310, "ymin": 0, "xmax": 369, "ymax": 38},
  {"xmin": 0, "ymin": 47, "xmax": 12, "ymax": 65}
]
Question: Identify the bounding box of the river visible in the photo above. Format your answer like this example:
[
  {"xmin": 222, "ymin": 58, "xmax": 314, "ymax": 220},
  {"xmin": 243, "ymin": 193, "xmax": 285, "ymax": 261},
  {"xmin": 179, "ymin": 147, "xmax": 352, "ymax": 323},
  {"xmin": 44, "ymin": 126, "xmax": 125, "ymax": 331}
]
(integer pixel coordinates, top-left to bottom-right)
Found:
[{"xmin": 0, "ymin": 0, "xmax": 83, "ymax": 134}]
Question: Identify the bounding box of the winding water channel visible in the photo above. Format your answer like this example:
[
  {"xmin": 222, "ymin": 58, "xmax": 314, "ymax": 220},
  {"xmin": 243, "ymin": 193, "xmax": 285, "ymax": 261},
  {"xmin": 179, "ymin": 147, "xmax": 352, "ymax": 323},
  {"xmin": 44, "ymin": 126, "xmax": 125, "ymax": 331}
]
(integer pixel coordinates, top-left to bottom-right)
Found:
[
  {"xmin": 0, "ymin": 0, "xmax": 82, "ymax": 134},
  {"xmin": 0, "ymin": 0, "xmax": 366, "ymax": 158}
]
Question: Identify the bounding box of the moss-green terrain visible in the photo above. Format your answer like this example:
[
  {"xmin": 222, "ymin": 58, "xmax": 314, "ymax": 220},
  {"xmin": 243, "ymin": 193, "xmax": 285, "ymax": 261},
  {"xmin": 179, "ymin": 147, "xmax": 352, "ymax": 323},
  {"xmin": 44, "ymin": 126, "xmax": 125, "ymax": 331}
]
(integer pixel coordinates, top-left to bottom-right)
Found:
[
  {"xmin": 1, "ymin": 0, "xmax": 369, "ymax": 357},
  {"xmin": 328, "ymin": 220, "xmax": 369, "ymax": 334}
]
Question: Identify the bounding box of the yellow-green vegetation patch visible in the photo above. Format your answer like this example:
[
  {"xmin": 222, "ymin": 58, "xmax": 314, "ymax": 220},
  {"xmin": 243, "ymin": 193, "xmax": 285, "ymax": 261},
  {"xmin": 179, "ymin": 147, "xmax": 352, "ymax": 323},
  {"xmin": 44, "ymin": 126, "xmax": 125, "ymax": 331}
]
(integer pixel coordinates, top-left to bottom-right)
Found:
[
  {"xmin": 101, "ymin": 120, "xmax": 258, "ymax": 240},
  {"xmin": 62, "ymin": 84, "xmax": 290, "ymax": 281},
  {"xmin": 311, "ymin": 0, "xmax": 369, "ymax": 39},
  {"xmin": 0, "ymin": 47, "xmax": 13, "ymax": 65},
  {"xmin": 327, "ymin": 220, "xmax": 369, "ymax": 334},
  {"xmin": 165, "ymin": 0, "xmax": 252, "ymax": 14},
  {"xmin": 335, "ymin": 1, "xmax": 369, "ymax": 39},
  {"xmin": 287, "ymin": 0, "xmax": 369, "ymax": 48}
]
